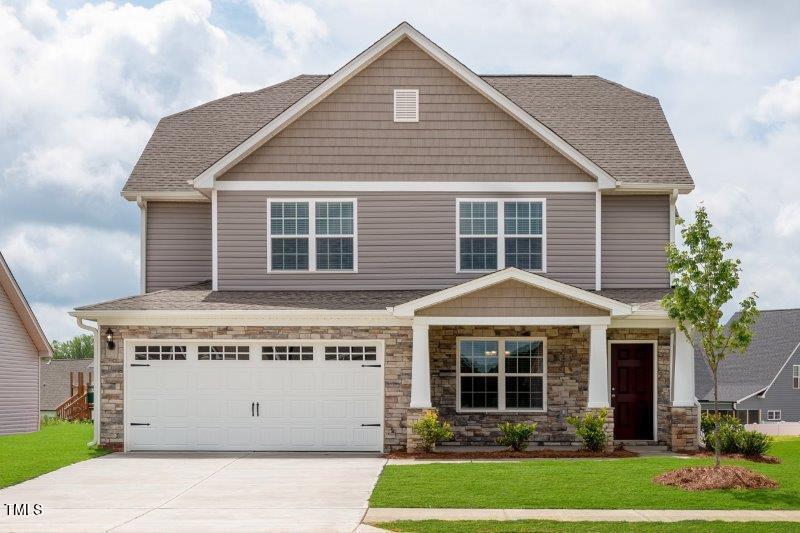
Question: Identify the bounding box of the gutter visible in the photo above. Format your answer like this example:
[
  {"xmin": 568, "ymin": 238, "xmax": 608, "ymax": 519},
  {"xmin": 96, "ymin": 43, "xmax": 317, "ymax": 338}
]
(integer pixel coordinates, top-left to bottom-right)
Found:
[{"xmin": 76, "ymin": 317, "xmax": 101, "ymax": 447}]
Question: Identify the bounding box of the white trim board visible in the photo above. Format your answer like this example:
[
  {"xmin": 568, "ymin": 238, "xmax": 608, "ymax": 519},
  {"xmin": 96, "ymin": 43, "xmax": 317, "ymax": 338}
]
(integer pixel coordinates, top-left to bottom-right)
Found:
[
  {"xmin": 192, "ymin": 22, "xmax": 617, "ymax": 191},
  {"xmin": 215, "ymin": 181, "xmax": 600, "ymax": 193}
]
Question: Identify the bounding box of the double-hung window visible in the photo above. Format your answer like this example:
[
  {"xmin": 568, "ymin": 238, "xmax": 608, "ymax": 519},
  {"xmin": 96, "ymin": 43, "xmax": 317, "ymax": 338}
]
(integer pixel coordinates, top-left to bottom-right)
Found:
[
  {"xmin": 793, "ymin": 365, "xmax": 800, "ymax": 389},
  {"xmin": 457, "ymin": 199, "xmax": 545, "ymax": 272},
  {"xmin": 458, "ymin": 337, "xmax": 546, "ymax": 412},
  {"xmin": 767, "ymin": 410, "xmax": 782, "ymax": 421},
  {"xmin": 268, "ymin": 199, "xmax": 357, "ymax": 272}
]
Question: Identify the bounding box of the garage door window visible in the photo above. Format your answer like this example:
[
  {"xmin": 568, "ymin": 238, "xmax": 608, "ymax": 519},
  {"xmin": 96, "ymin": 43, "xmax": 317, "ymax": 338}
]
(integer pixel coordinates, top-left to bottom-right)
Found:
[
  {"xmin": 262, "ymin": 346, "xmax": 314, "ymax": 361},
  {"xmin": 198, "ymin": 346, "xmax": 250, "ymax": 361},
  {"xmin": 134, "ymin": 345, "xmax": 187, "ymax": 361},
  {"xmin": 324, "ymin": 346, "xmax": 377, "ymax": 361}
]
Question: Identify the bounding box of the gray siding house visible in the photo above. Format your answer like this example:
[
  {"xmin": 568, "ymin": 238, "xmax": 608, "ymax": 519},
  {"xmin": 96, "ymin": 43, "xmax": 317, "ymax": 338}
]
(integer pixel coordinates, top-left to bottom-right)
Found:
[
  {"xmin": 696, "ymin": 309, "xmax": 800, "ymax": 423},
  {"xmin": 0, "ymin": 252, "xmax": 52, "ymax": 434},
  {"xmin": 73, "ymin": 22, "xmax": 700, "ymax": 453}
]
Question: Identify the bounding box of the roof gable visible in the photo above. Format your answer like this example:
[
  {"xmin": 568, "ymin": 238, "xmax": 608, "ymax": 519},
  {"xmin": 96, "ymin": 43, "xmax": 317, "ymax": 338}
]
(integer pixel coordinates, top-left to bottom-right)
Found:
[
  {"xmin": 191, "ymin": 22, "xmax": 617, "ymax": 191},
  {"xmin": 392, "ymin": 268, "xmax": 632, "ymax": 318},
  {"xmin": 0, "ymin": 252, "xmax": 52, "ymax": 356},
  {"xmin": 219, "ymin": 38, "xmax": 594, "ymax": 184}
]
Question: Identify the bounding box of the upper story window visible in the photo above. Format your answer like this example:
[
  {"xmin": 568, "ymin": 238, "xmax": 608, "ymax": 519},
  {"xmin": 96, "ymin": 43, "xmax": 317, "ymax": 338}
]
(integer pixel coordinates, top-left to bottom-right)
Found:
[
  {"xmin": 457, "ymin": 199, "xmax": 545, "ymax": 273},
  {"xmin": 793, "ymin": 364, "xmax": 799, "ymax": 389},
  {"xmin": 268, "ymin": 199, "xmax": 357, "ymax": 272}
]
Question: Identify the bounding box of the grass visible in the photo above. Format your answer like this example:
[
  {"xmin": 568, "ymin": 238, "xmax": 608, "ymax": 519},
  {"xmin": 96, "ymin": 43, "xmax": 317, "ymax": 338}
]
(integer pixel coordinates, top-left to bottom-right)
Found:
[
  {"xmin": 370, "ymin": 438, "xmax": 800, "ymax": 510},
  {"xmin": 376, "ymin": 520, "xmax": 800, "ymax": 532},
  {"xmin": 0, "ymin": 421, "xmax": 109, "ymax": 489}
]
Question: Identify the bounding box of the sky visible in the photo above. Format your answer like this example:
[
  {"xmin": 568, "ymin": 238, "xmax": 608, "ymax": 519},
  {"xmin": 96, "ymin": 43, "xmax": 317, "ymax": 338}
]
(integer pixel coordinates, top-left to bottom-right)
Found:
[{"xmin": 1, "ymin": 0, "xmax": 799, "ymax": 341}]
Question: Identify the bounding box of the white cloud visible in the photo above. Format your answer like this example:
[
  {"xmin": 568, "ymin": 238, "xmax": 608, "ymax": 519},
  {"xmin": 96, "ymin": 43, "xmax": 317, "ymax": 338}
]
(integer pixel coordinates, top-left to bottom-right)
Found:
[
  {"xmin": 250, "ymin": 0, "xmax": 328, "ymax": 60},
  {"xmin": 0, "ymin": 223, "xmax": 139, "ymax": 303},
  {"xmin": 30, "ymin": 302, "xmax": 84, "ymax": 342},
  {"xmin": 752, "ymin": 76, "xmax": 800, "ymax": 124},
  {"xmin": 774, "ymin": 203, "xmax": 800, "ymax": 238}
]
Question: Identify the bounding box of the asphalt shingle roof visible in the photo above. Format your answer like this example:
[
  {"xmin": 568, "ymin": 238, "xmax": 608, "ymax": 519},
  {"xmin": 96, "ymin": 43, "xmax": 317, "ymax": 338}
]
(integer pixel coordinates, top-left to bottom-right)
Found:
[
  {"xmin": 76, "ymin": 282, "xmax": 667, "ymax": 313},
  {"xmin": 123, "ymin": 74, "xmax": 692, "ymax": 194},
  {"xmin": 694, "ymin": 309, "xmax": 800, "ymax": 402}
]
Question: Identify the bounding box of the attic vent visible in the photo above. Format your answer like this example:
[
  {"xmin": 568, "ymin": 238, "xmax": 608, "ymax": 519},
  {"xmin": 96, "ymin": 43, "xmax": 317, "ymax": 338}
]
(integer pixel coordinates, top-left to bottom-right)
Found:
[{"xmin": 393, "ymin": 89, "xmax": 419, "ymax": 122}]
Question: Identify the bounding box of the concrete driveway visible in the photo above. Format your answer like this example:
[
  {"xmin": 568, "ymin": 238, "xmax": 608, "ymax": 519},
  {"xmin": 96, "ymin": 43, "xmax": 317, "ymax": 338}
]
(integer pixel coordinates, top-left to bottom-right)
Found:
[{"xmin": 0, "ymin": 452, "xmax": 386, "ymax": 532}]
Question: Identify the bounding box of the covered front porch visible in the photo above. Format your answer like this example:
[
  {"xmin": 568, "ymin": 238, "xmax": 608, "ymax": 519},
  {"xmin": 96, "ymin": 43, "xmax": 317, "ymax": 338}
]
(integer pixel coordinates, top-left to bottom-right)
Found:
[{"xmin": 391, "ymin": 269, "xmax": 699, "ymax": 451}]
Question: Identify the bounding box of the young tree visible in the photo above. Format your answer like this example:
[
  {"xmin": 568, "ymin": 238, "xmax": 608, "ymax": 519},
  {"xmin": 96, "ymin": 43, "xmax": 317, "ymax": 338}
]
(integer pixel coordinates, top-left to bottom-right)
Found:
[
  {"xmin": 661, "ymin": 206, "xmax": 758, "ymax": 466},
  {"xmin": 51, "ymin": 334, "xmax": 94, "ymax": 359}
]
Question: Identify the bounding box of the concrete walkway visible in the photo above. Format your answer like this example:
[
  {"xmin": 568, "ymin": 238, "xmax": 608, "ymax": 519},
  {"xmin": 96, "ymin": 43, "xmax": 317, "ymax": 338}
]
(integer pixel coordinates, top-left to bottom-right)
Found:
[
  {"xmin": 0, "ymin": 452, "xmax": 386, "ymax": 532},
  {"xmin": 365, "ymin": 508, "xmax": 800, "ymax": 523}
]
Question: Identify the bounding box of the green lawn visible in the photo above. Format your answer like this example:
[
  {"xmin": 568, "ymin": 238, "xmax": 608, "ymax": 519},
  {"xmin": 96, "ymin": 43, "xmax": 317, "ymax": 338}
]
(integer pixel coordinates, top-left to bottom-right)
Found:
[
  {"xmin": 377, "ymin": 520, "xmax": 800, "ymax": 532},
  {"xmin": 370, "ymin": 438, "xmax": 800, "ymax": 510},
  {"xmin": 0, "ymin": 421, "xmax": 109, "ymax": 489}
]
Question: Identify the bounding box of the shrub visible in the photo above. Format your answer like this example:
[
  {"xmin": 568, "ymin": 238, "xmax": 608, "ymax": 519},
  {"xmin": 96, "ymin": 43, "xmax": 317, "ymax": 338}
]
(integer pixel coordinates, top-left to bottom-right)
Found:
[
  {"xmin": 40, "ymin": 415, "xmax": 60, "ymax": 427},
  {"xmin": 411, "ymin": 409, "xmax": 453, "ymax": 452},
  {"xmin": 497, "ymin": 422, "xmax": 538, "ymax": 451},
  {"xmin": 737, "ymin": 430, "xmax": 774, "ymax": 457},
  {"xmin": 701, "ymin": 413, "xmax": 744, "ymax": 453},
  {"xmin": 566, "ymin": 408, "xmax": 608, "ymax": 452}
]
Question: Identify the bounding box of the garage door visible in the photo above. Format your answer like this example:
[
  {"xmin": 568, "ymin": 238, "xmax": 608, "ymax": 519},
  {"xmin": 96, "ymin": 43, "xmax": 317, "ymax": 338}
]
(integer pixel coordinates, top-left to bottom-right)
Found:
[{"xmin": 124, "ymin": 341, "xmax": 384, "ymax": 451}]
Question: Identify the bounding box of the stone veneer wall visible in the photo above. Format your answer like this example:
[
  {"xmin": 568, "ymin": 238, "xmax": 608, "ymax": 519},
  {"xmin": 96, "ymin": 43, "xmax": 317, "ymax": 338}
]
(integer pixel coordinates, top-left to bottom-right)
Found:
[
  {"xmin": 97, "ymin": 325, "xmax": 412, "ymax": 452},
  {"xmin": 606, "ymin": 328, "xmax": 672, "ymax": 445},
  {"xmin": 429, "ymin": 326, "xmax": 592, "ymax": 446}
]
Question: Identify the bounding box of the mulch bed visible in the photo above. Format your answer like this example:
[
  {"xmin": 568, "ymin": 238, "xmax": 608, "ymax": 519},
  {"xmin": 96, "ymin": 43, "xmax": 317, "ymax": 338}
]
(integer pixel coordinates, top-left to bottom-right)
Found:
[
  {"xmin": 682, "ymin": 450, "xmax": 780, "ymax": 464},
  {"xmin": 386, "ymin": 448, "xmax": 638, "ymax": 460},
  {"xmin": 654, "ymin": 465, "xmax": 778, "ymax": 491}
]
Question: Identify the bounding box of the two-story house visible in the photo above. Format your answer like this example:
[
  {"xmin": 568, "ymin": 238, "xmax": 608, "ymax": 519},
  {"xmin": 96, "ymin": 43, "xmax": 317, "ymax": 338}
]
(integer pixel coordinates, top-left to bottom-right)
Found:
[{"xmin": 73, "ymin": 22, "xmax": 698, "ymax": 453}]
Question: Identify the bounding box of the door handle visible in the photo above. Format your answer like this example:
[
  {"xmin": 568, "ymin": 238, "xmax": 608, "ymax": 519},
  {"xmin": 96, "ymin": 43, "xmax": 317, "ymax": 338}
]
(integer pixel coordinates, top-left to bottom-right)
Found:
[
  {"xmin": 256, "ymin": 402, "xmax": 260, "ymax": 417},
  {"xmin": 251, "ymin": 402, "xmax": 255, "ymax": 417}
]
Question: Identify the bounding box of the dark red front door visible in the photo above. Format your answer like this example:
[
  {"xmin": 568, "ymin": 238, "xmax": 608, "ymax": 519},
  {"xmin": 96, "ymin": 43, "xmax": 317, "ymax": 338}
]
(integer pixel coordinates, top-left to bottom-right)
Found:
[{"xmin": 611, "ymin": 343, "xmax": 654, "ymax": 440}]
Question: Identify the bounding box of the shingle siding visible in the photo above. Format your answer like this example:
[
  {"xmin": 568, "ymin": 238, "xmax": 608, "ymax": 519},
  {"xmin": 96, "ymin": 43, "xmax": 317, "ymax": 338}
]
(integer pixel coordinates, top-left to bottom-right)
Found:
[
  {"xmin": 601, "ymin": 195, "xmax": 670, "ymax": 289},
  {"xmin": 220, "ymin": 39, "xmax": 592, "ymax": 184},
  {"xmin": 217, "ymin": 190, "xmax": 597, "ymax": 290},
  {"xmin": 0, "ymin": 282, "xmax": 39, "ymax": 435},
  {"xmin": 146, "ymin": 201, "xmax": 212, "ymax": 292}
]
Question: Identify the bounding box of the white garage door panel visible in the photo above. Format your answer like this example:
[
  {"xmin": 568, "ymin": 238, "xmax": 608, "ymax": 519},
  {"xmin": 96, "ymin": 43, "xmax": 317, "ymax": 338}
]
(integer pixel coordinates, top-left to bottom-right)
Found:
[{"xmin": 125, "ymin": 342, "xmax": 383, "ymax": 451}]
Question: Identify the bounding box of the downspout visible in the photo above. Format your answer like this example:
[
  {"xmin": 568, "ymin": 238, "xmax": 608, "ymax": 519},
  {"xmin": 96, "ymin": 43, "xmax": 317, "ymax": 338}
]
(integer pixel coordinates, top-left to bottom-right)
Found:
[{"xmin": 76, "ymin": 317, "xmax": 100, "ymax": 446}]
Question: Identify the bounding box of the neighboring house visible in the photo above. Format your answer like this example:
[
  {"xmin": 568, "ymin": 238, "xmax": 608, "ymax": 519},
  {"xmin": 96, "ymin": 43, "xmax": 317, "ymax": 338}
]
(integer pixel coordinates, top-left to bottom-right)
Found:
[
  {"xmin": 72, "ymin": 22, "xmax": 699, "ymax": 453},
  {"xmin": 695, "ymin": 309, "xmax": 800, "ymax": 424},
  {"xmin": 40, "ymin": 358, "xmax": 93, "ymax": 416},
  {"xmin": 0, "ymin": 251, "xmax": 52, "ymax": 434}
]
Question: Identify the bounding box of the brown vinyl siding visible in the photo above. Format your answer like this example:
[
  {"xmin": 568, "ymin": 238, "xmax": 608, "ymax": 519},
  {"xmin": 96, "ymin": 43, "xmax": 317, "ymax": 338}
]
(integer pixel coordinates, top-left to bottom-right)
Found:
[
  {"xmin": 217, "ymin": 191, "xmax": 596, "ymax": 290},
  {"xmin": 601, "ymin": 195, "xmax": 670, "ymax": 289},
  {"xmin": 146, "ymin": 202, "xmax": 212, "ymax": 292},
  {"xmin": 0, "ymin": 282, "xmax": 39, "ymax": 435},
  {"xmin": 219, "ymin": 39, "xmax": 592, "ymax": 183},
  {"xmin": 417, "ymin": 280, "xmax": 607, "ymax": 317}
]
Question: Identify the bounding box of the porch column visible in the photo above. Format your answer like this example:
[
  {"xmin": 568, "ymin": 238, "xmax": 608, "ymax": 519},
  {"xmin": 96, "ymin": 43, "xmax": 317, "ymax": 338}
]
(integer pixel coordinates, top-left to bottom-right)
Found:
[
  {"xmin": 587, "ymin": 324, "xmax": 609, "ymax": 408},
  {"xmin": 673, "ymin": 330, "xmax": 696, "ymax": 407},
  {"xmin": 410, "ymin": 323, "xmax": 432, "ymax": 408}
]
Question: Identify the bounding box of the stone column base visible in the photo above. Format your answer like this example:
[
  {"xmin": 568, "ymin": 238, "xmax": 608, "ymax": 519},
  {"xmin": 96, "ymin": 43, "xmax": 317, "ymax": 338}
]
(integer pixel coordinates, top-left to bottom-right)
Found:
[
  {"xmin": 670, "ymin": 406, "xmax": 699, "ymax": 451},
  {"xmin": 405, "ymin": 407, "xmax": 431, "ymax": 452}
]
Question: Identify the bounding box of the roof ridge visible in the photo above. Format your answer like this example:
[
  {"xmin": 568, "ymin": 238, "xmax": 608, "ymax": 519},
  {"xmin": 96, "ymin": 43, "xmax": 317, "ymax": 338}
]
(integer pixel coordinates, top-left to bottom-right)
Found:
[{"xmin": 589, "ymin": 75, "xmax": 658, "ymax": 101}]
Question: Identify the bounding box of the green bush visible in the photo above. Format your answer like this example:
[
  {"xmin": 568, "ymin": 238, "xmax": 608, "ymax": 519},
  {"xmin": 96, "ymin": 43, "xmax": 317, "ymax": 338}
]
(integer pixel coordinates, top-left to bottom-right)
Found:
[
  {"xmin": 701, "ymin": 413, "xmax": 743, "ymax": 453},
  {"xmin": 497, "ymin": 422, "xmax": 538, "ymax": 451},
  {"xmin": 737, "ymin": 430, "xmax": 774, "ymax": 456},
  {"xmin": 566, "ymin": 408, "xmax": 608, "ymax": 452},
  {"xmin": 40, "ymin": 415, "xmax": 61, "ymax": 427},
  {"xmin": 411, "ymin": 409, "xmax": 454, "ymax": 452}
]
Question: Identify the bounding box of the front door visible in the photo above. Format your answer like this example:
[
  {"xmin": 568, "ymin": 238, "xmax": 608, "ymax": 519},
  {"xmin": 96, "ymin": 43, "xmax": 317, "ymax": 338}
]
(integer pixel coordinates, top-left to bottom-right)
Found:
[{"xmin": 610, "ymin": 343, "xmax": 654, "ymax": 440}]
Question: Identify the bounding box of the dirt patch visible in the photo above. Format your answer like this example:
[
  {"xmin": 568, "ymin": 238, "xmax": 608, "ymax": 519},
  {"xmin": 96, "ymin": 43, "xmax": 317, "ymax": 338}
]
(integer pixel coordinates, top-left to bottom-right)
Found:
[
  {"xmin": 654, "ymin": 465, "xmax": 778, "ymax": 491},
  {"xmin": 682, "ymin": 450, "xmax": 780, "ymax": 464},
  {"xmin": 386, "ymin": 448, "xmax": 638, "ymax": 460}
]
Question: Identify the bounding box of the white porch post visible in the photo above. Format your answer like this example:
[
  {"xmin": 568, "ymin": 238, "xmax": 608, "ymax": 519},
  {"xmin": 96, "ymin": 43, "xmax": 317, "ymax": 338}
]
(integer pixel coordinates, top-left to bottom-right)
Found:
[
  {"xmin": 587, "ymin": 325, "xmax": 609, "ymax": 408},
  {"xmin": 673, "ymin": 330, "xmax": 696, "ymax": 407},
  {"xmin": 410, "ymin": 323, "xmax": 432, "ymax": 408}
]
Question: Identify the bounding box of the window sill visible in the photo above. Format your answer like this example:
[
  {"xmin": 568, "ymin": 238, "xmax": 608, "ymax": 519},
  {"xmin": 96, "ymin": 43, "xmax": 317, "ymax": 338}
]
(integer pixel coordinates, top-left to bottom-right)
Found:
[
  {"xmin": 266, "ymin": 270, "xmax": 358, "ymax": 274},
  {"xmin": 456, "ymin": 269, "xmax": 547, "ymax": 274},
  {"xmin": 456, "ymin": 408, "xmax": 547, "ymax": 414}
]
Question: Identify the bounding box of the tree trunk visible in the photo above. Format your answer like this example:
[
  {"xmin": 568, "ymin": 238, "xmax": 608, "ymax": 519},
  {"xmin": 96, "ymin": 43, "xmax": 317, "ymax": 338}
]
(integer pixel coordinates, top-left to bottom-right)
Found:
[{"xmin": 713, "ymin": 369, "xmax": 721, "ymax": 467}]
